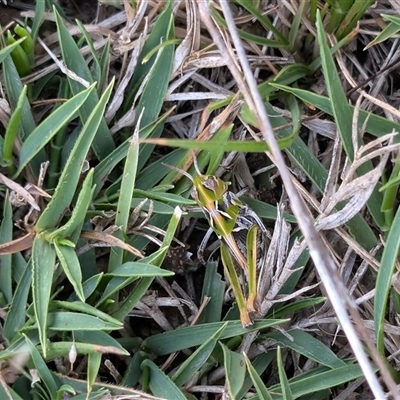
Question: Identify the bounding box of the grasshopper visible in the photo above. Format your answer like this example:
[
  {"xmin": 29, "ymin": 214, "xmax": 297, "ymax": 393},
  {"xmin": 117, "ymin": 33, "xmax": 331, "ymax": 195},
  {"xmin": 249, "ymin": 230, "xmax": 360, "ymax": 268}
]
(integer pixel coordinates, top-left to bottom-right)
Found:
[{"xmin": 167, "ymin": 159, "xmax": 269, "ymax": 327}]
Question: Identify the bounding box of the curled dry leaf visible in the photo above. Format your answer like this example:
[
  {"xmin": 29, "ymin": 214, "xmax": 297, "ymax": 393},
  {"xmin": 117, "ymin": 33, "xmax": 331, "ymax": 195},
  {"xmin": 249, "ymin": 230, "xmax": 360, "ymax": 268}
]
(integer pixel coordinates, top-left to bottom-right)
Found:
[
  {"xmin": 317, "ymin": 135, "xmax": 400, "ymax": 231},
  {"xmin": 0, "ymin": 232, "xmax": 35, "ymax": 255},
  {"xmin": 80, "ymin": 230, "xmax": 143, "ymax": 258},
  {"xmin": 0, "ymin": 172, "xmax": 40, "ymax": 211}
]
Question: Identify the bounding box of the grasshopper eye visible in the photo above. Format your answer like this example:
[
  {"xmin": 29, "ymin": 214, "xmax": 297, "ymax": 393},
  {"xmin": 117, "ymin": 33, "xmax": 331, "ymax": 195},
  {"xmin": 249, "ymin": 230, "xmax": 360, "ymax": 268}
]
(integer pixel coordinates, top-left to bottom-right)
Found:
[{"xmin": 203, "ymin": 177, "xmax": 218, "ymax": 191}]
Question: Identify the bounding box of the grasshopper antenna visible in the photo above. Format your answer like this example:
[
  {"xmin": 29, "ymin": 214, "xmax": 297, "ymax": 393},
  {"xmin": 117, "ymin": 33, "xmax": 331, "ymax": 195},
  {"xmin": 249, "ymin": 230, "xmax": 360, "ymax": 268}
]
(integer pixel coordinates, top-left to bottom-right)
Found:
[{"xmin": 162, "ymin": 162, "xmax": 194, "ymax": 183}]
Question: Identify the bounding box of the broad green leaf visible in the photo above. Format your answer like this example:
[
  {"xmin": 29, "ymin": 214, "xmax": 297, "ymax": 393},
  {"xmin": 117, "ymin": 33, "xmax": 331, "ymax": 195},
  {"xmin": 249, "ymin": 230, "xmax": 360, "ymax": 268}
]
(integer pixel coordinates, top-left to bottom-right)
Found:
[
  {"xmin": 68, "ymin": 273, "xmax": 103, "ymax": 302},
  {"xmin": 221, "ymin": 342, "xmax": 246, "ymax": 399},
  {"xmin": 36, "ymin": 80, "xmax": 114, "ymax": 231},
  {"xmin": 335, "ymin": 0, "xmax": 374, "ymax": 39},
  {"xmin": 141, "ymin": 359, "xmax": 186, "ymax": 400},
  {"xmin": 366, "ymin": 19, "xmax": 400, "ymax": 49},
  {"xmin": 73, "ymin": 330, "xmax": 128, "ymax": 355},
  {"xmin": 47, "ymin": 311, "xmax": 122, "ymax": 331},
  {"xmin": 54, "ymin": 8, "xmax": 115, "ymax": 159},
  {"xmin": 269, "ymin": 298, "xmax": 326, "ymax": 319},
  {"xmin": 266, "ymin": 329, "xmax": 346, "ymax": 369},
  {"xmin": 0, "ymin": 384, "xmax": 24, "ymax": 400},
  {"xmin": 198, "ymin": 262, "xmax": 225, "ymax": 324},
  {"xmin": 43, "ymin": 341, "xmax": 127, "ymax": 361},
  {"xmin": 121, "ymin": 351, "xmax": 147, "ymax": 387},
  {"xmin": 32, "ymin": 236, "xmax": 56, "ymax": 357},
  {"xmin": 288, "ymin": 0, "xmax": 305, "ymax": 50},
  {"xmin": 53, "ymin": 243, "xmax": 85, "ymax": 302},
  {"xmin": 144, "ymin": 319, "xmax": 287, "ymax": 355},
  {"xmin": 172, "ymin": 323, "xmax": 227, "ymax": 387},
  {"xmin": 51, "ymin": 300, "xmax": 122, "ymax": 326},
  {"xmin": 17, "ymin": 85, "xmax": 95, "ymax": 175},
  {"xmin": 267, "ymin": 363, "xmax": 367, "ymax": 398},
  {"xmin": 95, "ymin": 275, "xmax": 138, "ymax": 309}
]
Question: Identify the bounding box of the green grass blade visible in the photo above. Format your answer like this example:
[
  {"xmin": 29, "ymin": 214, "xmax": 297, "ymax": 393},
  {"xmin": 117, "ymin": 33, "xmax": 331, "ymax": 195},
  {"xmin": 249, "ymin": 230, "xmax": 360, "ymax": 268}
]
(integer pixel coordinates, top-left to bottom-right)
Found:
[
  {"xmin": 277, "ymin": 346, "xmax": 294, "ymax": 400},
  {"xmin": 144, "ymin": 319, "xmax": 287, "ymax": 355},
  {"xmin": 211, "ymin": 7, "xmax": 287, "ymax": 47},
  {"xmin": 0, "ymin": 38, "xmax": 26, "ymax": 64},
  {"xmin": 124, "ymin": 1, "xmax": 173, "ymax": 112},
  {"xmin": 47, "ymin": 169, "xmax": 95, "ymax": 241},
  {"xmin": 3, "ymin": 261, "xmax": 32, "ymax": 343},
  {"xmin": 271, "ymin": 84, "xmax": 400, "ymax": 138},
  {"xmin": 17, "ymin": 84, "xmax": 95, "ymax": 176},
  {"xmin": 141, "ymin": 359, "xmax": 186, "ymax": 400},
  {"xmin": 233, "ymin": 0, "xmax": 288, "ymax": 44},
  {"xmin": 221, "ymin": 342, "xmax": 246, "ymax": 399},
  {"xmin": 0, "ymin": 192, "xmax": 13, "ymax": 303},
  {"xmin": 24, "ymin": 334, "xmax": 58, "ymax": 398},
  {"xmin": 108, "ymin": 128, "xmax": 139, "ymax": 272},
  {"xmin": 269, "ymin": 363, "xmax": 368, "ymax": 398},
  {"xmin": 198, "ymin": 262, "xmax": 225, "ymax": 324},
  {"xmin": 51, "ymin": 300, "xmax": 123, "ymax": 327},
  {"xmin": 266, "ymin": 329, "xmax": 346, "ymax": 368},
  {"xmin": 31, "ymin": 0, "xmax": 45, "ymax": 43},
  {"xmin": 54, "ymin": 243, "xmax": 85, "ymax": 302},
  {"xmin": 32, "ymin": 236, "xmax": 56, "ymax": 358},
  {"xmin": 374, "ymin": 205, "xmax": 400, "ymax": 355},
  {"xmin": 221, "ymin": 242, "xmax": 251, "ymax": 327},
  {"xmin": 54, "ymin": 8, "xmax": 115, "ymax": 159},
  {"xmin": 87, "ymin": 352, "xmax": 102, "ymax": 394},
  {"xmin": 142, "ymin": 136, "xmax": 295, "ymax": 152},
  {"xmin": 36, "ymin": 80, "xmax": 114, "ymax": 231},
  {"xmin": 3, "ymin": 85, "xmax": 26, "ymax": 174},
  {"xmin": 110, "ymin": 206, "xmax": 182, "ymax": 321},
  {"xmin": 108, "ymin": 262, "xmax": 174, "ymax": 277},
  {"xmin": 172, "ymin": 323, "xmax": 227, "ymax": 387},
  {"xmin": 47, "ymin": 311, "xmax": 122, "ymax": 331},
  {"xmin": 288, "ymin": 0, "xmax": 305, "ymax": 50},
  {"xmin": 244, "ymin": 354, "xmax": 273, "ymax": 400}
]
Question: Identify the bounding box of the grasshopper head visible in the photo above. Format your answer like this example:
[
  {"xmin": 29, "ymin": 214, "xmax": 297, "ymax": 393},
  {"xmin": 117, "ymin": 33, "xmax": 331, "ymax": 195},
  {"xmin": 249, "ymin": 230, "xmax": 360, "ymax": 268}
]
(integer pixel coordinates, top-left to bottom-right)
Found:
[{"xmin": 191, "ymin": 175, "xmax": 228, "ymax": 207}]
